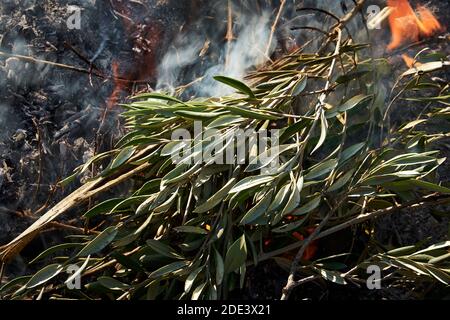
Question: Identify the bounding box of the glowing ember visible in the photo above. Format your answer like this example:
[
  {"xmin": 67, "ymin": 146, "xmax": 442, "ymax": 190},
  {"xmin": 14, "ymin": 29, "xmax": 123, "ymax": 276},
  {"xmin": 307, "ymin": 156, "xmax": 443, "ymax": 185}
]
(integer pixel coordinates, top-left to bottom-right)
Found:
[
  {"xmin": 107, "ymin": 61, "xmax": 126, "ymax": 109},
  {"xmin": 292, "ymin": 228, "xmax": 318, "ymax": 261},
  {"xmin": 387, "ymin": 0, "xmax": 443, "ymax": 51},
  {"xmin": 105, "ymin": 1, "xmax": 163, "ymax": 109},
  {"xmin": 401, "ymin": 54, "xmax": 416, "ymax": 68}
]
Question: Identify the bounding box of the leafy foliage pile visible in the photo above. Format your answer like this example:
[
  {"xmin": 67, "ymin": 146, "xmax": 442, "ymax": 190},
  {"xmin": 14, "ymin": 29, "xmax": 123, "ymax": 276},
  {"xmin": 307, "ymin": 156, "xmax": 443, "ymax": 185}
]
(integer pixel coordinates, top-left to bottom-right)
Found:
[{"xmin": 1, "ymin": 5, "xmax": 449, "ymax": 300}]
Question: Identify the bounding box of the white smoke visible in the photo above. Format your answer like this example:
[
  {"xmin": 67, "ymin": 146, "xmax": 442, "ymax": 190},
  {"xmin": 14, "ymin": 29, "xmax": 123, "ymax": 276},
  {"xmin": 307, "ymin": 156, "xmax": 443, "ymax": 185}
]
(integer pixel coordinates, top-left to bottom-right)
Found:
[
  {"xmin": 156, "ymin": 36, "xmax": 205, "ymax": 92},
  {"xmin": 156, "ymin": 9, "xmax": 275, "ymax": 97},
  {"xmin": 195, "ymin": 12, "xmax": 274, "ymax": 97}
]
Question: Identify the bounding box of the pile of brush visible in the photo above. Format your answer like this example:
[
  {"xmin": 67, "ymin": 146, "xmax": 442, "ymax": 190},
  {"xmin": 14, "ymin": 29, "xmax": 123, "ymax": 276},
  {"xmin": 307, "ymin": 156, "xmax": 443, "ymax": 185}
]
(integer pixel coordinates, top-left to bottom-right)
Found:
[{"xmin": 1, "ymin": 0, "xmax": 449, "ymax": 300}]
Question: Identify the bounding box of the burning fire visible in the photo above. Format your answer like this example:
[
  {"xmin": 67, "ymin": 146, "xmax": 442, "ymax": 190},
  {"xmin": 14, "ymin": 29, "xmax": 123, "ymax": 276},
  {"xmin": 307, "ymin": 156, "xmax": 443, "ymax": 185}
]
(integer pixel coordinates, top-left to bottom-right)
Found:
[
  {"xmin": 387, "ymin": 0, "xmax": 443, "ymax": 51},
  {"xmin": 105, "ymin": 0, "xmax": 163, "ymax": 109},
  {"xmin": 401, "ymin": 53, "xmax": 421, "ymax": 68},
  {"xmin": 107, "ymin": 61, "xmax": 126, "ymax": 109}
]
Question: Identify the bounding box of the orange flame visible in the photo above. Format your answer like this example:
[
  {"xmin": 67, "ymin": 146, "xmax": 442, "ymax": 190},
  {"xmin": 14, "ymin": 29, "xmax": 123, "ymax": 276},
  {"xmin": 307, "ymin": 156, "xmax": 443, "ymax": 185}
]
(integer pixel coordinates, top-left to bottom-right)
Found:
[
  {"xmin": 292, "ymin": 227, "xmax": 318, "ymax": 261},
  {"xmin": 401, "ymin": 54, "xmax": 415, "ymax": 68},
  {"xmin": 107, "ymin": 61, "xmax": 126, "ymax": 109},
  {"xmin": 387, "ymin": 0, "xmax": 443, "ymax": 51}
]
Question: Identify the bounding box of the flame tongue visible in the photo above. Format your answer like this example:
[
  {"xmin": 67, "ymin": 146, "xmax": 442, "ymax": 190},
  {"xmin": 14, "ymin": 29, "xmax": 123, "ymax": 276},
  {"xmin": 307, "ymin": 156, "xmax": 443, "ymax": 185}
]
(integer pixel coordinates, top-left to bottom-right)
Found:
[
  {"xmin": 387, "ymin": 0, "xmax": 443, "ymax": 51},
  {"xmin": 416, "ymin": 6, "xmax": 443, "ymax": 36}
]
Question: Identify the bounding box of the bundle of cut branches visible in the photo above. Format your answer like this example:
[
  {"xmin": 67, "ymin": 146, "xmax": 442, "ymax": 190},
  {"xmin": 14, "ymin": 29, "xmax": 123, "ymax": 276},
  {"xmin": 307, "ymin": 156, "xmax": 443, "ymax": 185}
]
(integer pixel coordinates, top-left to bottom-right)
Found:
[{"xmin": 1, "ymin": 2, "xmax": 449, "ymax": 300}]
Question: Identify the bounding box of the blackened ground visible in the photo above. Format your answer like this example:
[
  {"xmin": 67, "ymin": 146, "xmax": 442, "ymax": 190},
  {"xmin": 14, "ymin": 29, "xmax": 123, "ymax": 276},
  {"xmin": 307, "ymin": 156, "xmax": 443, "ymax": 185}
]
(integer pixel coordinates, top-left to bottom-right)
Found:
[{"xmin": 0, "ymin": 0, "xmax": 191, "ymax": 243}]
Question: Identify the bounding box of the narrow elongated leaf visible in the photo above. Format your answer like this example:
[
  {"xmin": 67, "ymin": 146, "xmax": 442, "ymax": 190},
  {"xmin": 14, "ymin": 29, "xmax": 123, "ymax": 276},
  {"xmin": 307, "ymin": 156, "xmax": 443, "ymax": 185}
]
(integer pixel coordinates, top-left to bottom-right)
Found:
[
  {"xmin": 318, "ymin": 269, "xmax": 347, "ymax": 285},
  {"xmin": 305, "ymin": 159, "xmax": 337, "ymax": 180},
  {"xmin": 214, "ymin": 76, "xmax": 255, "ymax": 98},
  {"xmin": 311, "ymin": 110, "xmax": 328, "ymax": 154},
  {"xmin": 195, "ymin": 178, "xmax": 237, "ymax": 213},
  {"xmin": 214, "ymin": 249, "xmax": 224, "ymax": 285},
  {"xmin": 191, "ymin": 282, "xmax": 207, "ymax": 300},
  {"xmin": 174, "ymin": 226, "xmax": 209, "ymax": 234},
  {"xmin": 207, "ymin": 115, "xmax": 244, "ymax": 128},
  {"xmin": 30, "ymin": 243, "xmax": 83, "ymax": 264},
  {"xmin": 338, "ymin": 94, "xmax": 373, "ymax": 112},
  {"xmin": 174, "ymin": 110, "xmax": 228, "ymax": 120},
  {"xmin": 292, "ymin": 77, "xmax": 307, "ymax": 96},
  {"xmin": 84, "ymin": 198, "xmax": 124, "ymax": 218},
  {"xmin": 98, "ymin": 276, "xmax": 130, "ymax": 291},
  {"xmin": 240, "ymin": 191, "xmax": 273, "ymax": 225},
  {"xmin": 185, "ymin": 267, "xmax": 203, "ymax": 293},
  {"xmin": 77, "ymin": 226, "xmax": 118, "ymax": 257},
  {"xmin": 328, "ymin": 170, "xmax": 354, "ymax": 192},
  {"xmin": 224, "ymin": 235, "xmax": 247, "ymax": 274},
  {"xmin": 293, "ymin": 195, "xmax": 321, "ymax": 216},
  {"xmin": 227, "ymin": 106, "xmax": 282, "ymax": 120},
  {"xmin": 229, "ymin": 176, "xmax": 275, "ymax": 194},
  {"xmin": 149, "ymin": 261, "xmax": 190, "ymax": 279},
  {"xmin": 26, "ymin": 264, "xmax": 63, "ymax": 289},
  {"xmin": 109, "ymin": 146, "xmax": 135, "ymax": 170},
  {"xmin": 146, "ymin": 240, "xmax": 184, "ymax": 260},
  {"xmin": 340, "ymin": 143, "xmax": 365, "ymax": 164}
]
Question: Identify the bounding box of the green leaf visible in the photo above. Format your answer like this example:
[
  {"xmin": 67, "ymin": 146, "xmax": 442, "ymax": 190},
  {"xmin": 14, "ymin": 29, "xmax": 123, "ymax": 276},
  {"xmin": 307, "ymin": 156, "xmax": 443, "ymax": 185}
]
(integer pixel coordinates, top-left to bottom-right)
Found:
[
  {"xmin": 194, "ymin": 178, "xmax": 237, "ymax": 213},
  {"xmin": 224, "ymin": 235, "xmax": 247, "ymax": 274},
  {"xmin": 429, "ymin": 252, "xmax": 450, "ymax": 265},
  {"xmin": 337, "ymin": 94, "xmax": 373, "ymax": 112},
  {"xmin": 328, "ymin": 170, "xmax": 354, "ymax": 192},
  {"xmin": 408, "ymin": 180, "xmax": 450, "ymax": 194},
  {"xmin": 227, "ymin": 106, "xmax": 282, "ymax": 121},
  {"xmin": 26, "ymin": 264, "xmax": 63, "ymax": 289},
  {"xmin": 0, "ymin": 276, "xmax": 31, "ymax": 294},
  {"xmin": 214, "ymin": 249, "xmax": 225, "ymax": 286},
  {"xmin": 83, "ymin": 198, "xmax": 124, "ymax": 218},
  {"xmin": 340, "ymin": 143, "xmax": 365, "ymax": 164},
  {"xmin": 245, "ymin": 144, "xmax": 298, "ymax": 172},
  {"xmin": 174, "ymin": 110, "xmax": 228, "ymax": 120},
  {"xmin": 30, "ymin": 243, "xmax": 83, "ymax": 264},
  {"xmin": 280, "ymin": 177, "xmax": 303, "ymax": 217},
  {"xmin": 213, "ymin": 76, "xmax": 256, "ymax": 98},
  {"xmin": 98, "ymin": 276, "xmax": 130, "ymax": 291},
  {"xmin": 185, "ymin": 267, "xmax": 203, "ymax": 293},
  {"xmin": 425, "ymin": 266, "xmax": 450, "ymax": 285},
  {"xmin": 174, "ymin": 226, "xmax": 209, "ymax": 234},
  {"xmin": 293, "ymin": 195, "xmax": 321, "ymax": 216},
  {"xmin": 229, "ymin": 175, "xmax": 275, "ymax": 194},
  {"xmin": 77, "ymin": 226, "xmax": 118, "ymax": 257},
  {"xmin": 311, "ymin": 110, "xmax": 328, "ymax": 154},
  {"xmin": 272, "ymin": 220, "xmax": 304, "ymax": 233},
  {"xmin": 318, "ymin": 269, "xmax": 347, "ymax": 285},
  {"xmin": 362, "ymin": 171, "xmax": 420, "ymax": 186},
  {"xmin": 161, "ymin": 164, "xmax": 196, "ymax": 188},
  {"xmin": 191, "ymin": 282, "xmax": 207, "ymax": 300},
  {"xmin": 132, "ymin": 92, "xmax": 187, "ymax": 105},
  {"xmin": 387, "ymin": 245, "xmax": 417, "ymax": 256},
  {"xmin": 146, "ymin": 239, "xmax": 185, "ymax": 260},
  {"xmin": 207, "ymin": 115, "xmax": 244, "ymax": 128},
  {"xmin": 240, "ymin": 191, "xmax": 273, "ymax": 225},
  {"xmin": 161, "ymin": 141, "xmax": 190, "ymax": 157},
  {"xmin": 268, "ymin": 183, "xmax": 291, "ymax": 212},
  {"xmin": 149, "ymin": 261, "xmax": 190, "ymax": 279},
  {"xmin": 292, "ymin": 77, "xmax": 307, "ymax": 96},
  {"xmin": 109, "ymin": 146, "xmax": 135, "ymax": 170},
  {"xmin": 305, "ymin": 159, "xmax": 337, "ymax": 180}
]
